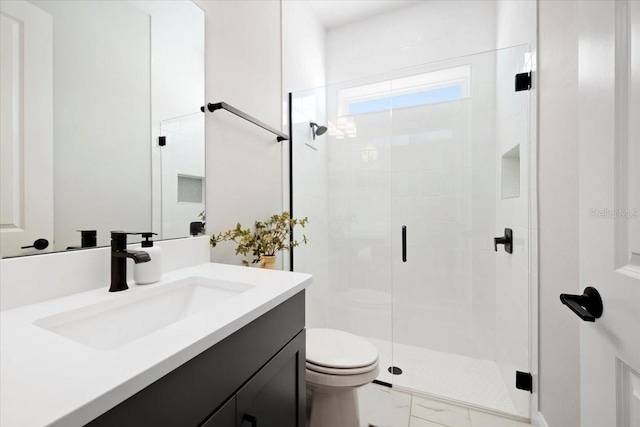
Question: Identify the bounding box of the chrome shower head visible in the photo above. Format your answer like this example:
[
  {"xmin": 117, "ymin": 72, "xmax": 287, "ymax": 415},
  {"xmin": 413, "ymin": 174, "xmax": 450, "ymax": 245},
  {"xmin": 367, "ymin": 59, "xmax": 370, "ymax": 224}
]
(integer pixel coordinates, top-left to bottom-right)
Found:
[{"xmin": 310, "ymin": 122, "xmax": 328, "ymax": 140}]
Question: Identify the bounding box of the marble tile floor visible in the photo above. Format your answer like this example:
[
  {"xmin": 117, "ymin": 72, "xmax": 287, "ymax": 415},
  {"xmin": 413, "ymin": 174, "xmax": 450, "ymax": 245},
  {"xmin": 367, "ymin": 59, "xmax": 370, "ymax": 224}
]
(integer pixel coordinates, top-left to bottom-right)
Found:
[{"xmin": 357, "ymin": 383, "xmax": 531, "ymax": 427}]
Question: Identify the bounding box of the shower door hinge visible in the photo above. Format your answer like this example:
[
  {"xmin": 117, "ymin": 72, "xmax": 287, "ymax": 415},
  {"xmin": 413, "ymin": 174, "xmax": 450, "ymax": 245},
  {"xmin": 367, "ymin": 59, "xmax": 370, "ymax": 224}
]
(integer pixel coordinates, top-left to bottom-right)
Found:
[
  {"xmin": 515, "ymin": 72, "xmax": 532, "ymax": 92},
  {"xmin": 158, "ymin": 136, "xmax": 166, "ymax": 146},
  {"xmin": 515, "ymin": 371, "xmax": 532, "ymax": 393}
]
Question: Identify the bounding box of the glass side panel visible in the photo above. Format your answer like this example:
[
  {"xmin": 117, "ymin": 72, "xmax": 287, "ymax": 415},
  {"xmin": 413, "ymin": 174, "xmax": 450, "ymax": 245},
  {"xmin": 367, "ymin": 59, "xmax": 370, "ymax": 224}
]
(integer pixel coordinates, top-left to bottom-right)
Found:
[{"xmin": 291, "ymin": 83, "xmax": 395, "ymax": 382}]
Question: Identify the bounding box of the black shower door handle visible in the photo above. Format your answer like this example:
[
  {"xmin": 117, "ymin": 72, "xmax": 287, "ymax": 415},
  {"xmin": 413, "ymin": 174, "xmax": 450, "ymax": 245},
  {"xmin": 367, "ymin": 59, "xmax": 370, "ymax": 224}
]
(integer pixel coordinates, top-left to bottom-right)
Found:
[{"xmin": 402, "ymin": 226, "xmax": 407, "ymax": 262}]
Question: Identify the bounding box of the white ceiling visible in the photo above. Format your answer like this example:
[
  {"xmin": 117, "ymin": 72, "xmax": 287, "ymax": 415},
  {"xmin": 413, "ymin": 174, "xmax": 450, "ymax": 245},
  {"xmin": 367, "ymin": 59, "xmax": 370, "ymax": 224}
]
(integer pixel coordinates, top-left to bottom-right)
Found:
[{"xmin": 305, "ymin": 0, "xmax": 420, "ymax": 30}]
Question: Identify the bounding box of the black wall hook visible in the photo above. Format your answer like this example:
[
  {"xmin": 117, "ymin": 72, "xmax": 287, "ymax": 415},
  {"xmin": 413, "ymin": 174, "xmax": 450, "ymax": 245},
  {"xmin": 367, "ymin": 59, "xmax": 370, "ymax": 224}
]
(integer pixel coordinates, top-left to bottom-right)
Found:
[
  {"xmin": 560, "ymin": 287, "xmax": 603, "ymax": 322},
  {"xmin": 494, "ymin": 228, "xmax": 513, "ymax": 254}
]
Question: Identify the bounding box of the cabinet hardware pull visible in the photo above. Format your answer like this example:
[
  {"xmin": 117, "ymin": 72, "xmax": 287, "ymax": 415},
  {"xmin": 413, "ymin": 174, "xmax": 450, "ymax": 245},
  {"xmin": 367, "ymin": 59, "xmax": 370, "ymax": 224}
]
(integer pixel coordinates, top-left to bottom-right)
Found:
[{"xmin": 242, "ymin": 414, "xmax": 258, "ymax": 427}]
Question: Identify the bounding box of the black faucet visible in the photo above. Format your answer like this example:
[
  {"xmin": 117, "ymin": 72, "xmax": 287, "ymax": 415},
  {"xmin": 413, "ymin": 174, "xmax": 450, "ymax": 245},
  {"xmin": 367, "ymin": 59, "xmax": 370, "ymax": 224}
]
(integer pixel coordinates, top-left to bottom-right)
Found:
[{"xmin": 110, "ymin": 231, "xmax": 151, "ymax": 292}]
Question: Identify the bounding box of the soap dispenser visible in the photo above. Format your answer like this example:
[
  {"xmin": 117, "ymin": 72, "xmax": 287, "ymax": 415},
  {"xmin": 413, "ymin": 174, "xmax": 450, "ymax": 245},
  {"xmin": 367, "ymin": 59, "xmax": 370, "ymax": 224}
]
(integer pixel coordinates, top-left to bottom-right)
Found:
[{"xmin": 133, "ymin": 232, "xmax": 162, "ymax": 285}]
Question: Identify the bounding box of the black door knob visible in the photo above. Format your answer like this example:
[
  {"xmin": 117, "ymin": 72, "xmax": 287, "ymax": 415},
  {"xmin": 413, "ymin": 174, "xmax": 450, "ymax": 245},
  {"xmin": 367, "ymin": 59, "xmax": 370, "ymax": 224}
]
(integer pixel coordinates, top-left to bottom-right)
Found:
[
  {"xmin": 560, "ymin": 287, "xmax": 603, "ymax": 322},
  {"xmin": 21, "ymin": 238, "xmax": 49, "ymax": 250}
]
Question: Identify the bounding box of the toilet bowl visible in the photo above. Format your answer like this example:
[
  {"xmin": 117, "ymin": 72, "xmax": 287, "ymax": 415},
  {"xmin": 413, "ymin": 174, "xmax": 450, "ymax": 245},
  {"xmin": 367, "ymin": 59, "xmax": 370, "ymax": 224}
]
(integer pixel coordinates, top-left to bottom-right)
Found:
[{"xmin": 306, "ymin": 328, "xmax": 380, "ymax": 427}]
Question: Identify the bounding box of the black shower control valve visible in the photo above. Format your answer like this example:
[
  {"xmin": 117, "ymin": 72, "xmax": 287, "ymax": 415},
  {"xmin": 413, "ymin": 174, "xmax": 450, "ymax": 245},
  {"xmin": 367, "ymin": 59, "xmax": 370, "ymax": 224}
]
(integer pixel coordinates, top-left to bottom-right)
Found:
[{"xmin": 494, "ymin": 228, "xmax": 513, "ymax": 254}]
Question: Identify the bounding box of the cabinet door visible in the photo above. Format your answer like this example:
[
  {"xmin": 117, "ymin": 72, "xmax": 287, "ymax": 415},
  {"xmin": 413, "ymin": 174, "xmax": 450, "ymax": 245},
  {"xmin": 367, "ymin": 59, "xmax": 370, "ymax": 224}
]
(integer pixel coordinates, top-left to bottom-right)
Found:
[
  {"xmin": 236, "ymin": 330, "xmax": 306, "ymax": 427},
  {"xmin": 202, "ymin": 397, "xmax": 235, "ymax": 427}
]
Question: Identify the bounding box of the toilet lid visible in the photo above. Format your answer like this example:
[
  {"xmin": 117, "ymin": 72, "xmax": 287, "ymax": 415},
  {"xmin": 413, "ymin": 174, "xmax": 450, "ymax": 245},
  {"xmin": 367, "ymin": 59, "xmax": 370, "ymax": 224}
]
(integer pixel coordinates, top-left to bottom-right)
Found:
[{"xmin": 306, "ymin": 328, "xmax": 379, "ymax": 369}]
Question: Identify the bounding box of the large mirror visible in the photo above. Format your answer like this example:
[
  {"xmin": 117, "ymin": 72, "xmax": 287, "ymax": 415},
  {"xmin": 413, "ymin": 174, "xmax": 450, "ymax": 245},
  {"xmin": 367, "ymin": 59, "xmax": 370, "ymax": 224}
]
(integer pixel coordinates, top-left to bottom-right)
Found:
[{"xmin": 0, "ymin": 0, "xmax": 205, "ymax": 258}]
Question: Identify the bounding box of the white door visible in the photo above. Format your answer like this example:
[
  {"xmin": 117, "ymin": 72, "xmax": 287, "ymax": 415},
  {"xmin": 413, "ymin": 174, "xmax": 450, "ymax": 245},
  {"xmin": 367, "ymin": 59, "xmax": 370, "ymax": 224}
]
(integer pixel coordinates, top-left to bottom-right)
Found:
[
  {"xmin": 0, "ymin": 0, "xmax": 53, "ymax": 257},
  {"xmin": 579, "ymin": 1, "xmax": 640, "ymax": 427}
]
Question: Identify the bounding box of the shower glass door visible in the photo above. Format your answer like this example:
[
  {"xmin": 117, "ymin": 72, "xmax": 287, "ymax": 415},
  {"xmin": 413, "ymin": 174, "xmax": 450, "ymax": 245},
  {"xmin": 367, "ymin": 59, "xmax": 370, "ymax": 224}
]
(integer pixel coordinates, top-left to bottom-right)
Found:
[
  {"xmin": 389, "ymin": 45, "xmax": 532, "ymax": 418},
  {"xmin": 291, "ymin": 44, "xmax": 533, "ymax": 420}
]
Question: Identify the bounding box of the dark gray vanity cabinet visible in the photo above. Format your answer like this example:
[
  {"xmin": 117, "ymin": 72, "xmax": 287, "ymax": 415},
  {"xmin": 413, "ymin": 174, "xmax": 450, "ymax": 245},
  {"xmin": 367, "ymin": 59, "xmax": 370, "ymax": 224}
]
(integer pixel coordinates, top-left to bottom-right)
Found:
[
  {"xmin": 203, "ymin": 331, "xmax": 305, "ymax": 427},
  {"xmin": 86, "ymin": 291, "xmax": 306, "ymax": 427}
]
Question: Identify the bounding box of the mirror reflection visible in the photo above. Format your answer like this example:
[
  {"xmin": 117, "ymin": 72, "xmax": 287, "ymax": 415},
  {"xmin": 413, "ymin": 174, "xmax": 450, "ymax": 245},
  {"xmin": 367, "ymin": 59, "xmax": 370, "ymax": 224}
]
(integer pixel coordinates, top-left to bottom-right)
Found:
[{"xmin": 0, "ymin": 0, "xmax": 205, "ymax": 258}]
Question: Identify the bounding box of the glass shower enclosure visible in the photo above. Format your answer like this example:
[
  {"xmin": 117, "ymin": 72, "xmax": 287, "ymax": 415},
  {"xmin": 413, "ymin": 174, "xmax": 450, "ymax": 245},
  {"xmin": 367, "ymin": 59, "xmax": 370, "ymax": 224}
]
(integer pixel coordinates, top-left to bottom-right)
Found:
[{"xmin": 290, "ymin": 45, "xmax": 533, "ymax": 419}]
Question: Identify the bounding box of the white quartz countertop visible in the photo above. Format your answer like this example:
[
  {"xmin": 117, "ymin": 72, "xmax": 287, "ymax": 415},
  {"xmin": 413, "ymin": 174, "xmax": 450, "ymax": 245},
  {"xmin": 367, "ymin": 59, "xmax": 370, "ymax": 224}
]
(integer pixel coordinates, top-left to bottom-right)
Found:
[{"xmin": 0, "ymin": 263, "xmax": 312, "ymax": 427}]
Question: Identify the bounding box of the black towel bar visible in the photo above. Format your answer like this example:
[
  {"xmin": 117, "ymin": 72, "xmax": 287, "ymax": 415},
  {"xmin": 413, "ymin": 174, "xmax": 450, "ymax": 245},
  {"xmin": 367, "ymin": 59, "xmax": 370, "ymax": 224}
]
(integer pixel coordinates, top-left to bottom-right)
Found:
[{"xmin": 205, "ymin": 102, "xmax": 289, "ymax": 142}]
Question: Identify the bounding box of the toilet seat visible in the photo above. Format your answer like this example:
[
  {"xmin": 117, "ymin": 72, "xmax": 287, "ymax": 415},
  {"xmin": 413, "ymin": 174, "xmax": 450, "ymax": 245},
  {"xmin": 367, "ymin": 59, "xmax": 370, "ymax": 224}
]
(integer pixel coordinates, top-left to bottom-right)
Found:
[
  {"xmin": 306, "ymin": 358, "xmax": 378, "ymax": 376},
  {"xmin": 306, "ymin": 328, "xmax": 379, "ymax": 369}
]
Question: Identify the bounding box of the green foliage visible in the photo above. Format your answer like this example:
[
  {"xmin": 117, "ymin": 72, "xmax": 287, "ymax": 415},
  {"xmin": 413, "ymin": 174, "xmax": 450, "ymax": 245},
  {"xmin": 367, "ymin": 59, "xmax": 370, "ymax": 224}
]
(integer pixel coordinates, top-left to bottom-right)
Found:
[{"xmin": 210, "ymin": 212, "xmax": 308, "ymax": 264}]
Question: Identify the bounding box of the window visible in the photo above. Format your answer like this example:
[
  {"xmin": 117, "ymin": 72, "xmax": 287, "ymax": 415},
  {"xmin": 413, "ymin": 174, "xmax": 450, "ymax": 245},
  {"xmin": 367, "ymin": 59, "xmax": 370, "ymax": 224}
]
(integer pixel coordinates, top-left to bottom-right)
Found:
[{"xmin": 337, "ymin": 65, "xmax": 471, "ymax": 116}]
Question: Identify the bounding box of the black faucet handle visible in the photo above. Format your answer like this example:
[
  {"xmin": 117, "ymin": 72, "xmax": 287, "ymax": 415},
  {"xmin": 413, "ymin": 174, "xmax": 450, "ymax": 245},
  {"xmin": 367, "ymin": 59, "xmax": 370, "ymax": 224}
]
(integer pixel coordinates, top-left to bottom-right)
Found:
[
  {"xmin": 110, "ymin": 231, "xmax": 147, "ymax": 236},
  {"xmin": 110, "ymin": 231, "xmax": 148, "ymax": 250}
]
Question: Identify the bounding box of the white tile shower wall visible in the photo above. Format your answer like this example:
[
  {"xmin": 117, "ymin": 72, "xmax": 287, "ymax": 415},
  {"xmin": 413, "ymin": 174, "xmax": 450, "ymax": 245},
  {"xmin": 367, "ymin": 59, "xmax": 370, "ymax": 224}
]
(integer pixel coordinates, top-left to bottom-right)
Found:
[
  {"xmin": 325, "ymin": 1, "xmax": 497, "ymax": 85},
  {"xmin": 495, "ymin": 0, "xmax": 537, "ymax": 419},
  {"xmin": 0, "ymin": 236, "xmax": 210, "ymax": 311},
  {"xmin": 194, "ymin": 0, "xmax": 283, "ymax": 266}
]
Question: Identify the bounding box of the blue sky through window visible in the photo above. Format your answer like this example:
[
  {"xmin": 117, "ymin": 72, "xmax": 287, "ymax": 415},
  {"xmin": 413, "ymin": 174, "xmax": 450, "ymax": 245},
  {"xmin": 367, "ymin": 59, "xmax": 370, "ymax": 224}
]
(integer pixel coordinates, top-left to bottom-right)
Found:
[{"xmin": 348, "ymin": 85, "xmax": 463, "ymax": 115}]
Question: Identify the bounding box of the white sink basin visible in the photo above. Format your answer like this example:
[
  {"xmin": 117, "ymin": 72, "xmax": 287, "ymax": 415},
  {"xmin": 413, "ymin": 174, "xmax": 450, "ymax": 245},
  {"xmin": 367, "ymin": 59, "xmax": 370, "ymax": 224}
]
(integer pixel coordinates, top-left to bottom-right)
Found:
[{"xmin": 33, "ymin": 277, "xmax": 254, "ymax": 351}]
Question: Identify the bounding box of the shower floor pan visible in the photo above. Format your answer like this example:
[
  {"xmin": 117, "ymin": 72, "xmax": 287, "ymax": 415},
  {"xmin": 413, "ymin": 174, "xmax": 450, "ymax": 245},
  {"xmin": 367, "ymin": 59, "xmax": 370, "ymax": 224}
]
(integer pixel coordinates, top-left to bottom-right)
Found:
[{"xmin": 366, "ymin": 337, "xmax": 523, "ymax": 418}]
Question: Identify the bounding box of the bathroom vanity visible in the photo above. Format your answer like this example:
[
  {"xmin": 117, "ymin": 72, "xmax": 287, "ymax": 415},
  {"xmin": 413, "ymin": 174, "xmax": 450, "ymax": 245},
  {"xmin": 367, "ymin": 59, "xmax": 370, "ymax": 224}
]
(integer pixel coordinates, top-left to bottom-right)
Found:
[
  {"xmin": 88, "ymin": 292, "xmax": 305, "ymax": 427},
  {"xmin": 0, "ymin": 262, "xmax": 311, "ymax": 427}
]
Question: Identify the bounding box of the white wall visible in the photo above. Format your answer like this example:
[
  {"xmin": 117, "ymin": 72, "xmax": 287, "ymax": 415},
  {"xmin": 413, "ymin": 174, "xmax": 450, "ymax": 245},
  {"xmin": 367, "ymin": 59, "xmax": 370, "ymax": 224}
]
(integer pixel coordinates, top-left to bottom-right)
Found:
[
  {"xmin": 537, "ymin": 1, "xmax": 581, "ymax": 426},
  {"xmin": 325, "ymin": 1, "xmax": 497, "ymax": 85},
  {"xmin": 194, "ymin": 0, "xmax": 284, "ymax": 266},
  {"xmin": 282, "ymin": 1, "xmax": 326, "ymax": 94}
]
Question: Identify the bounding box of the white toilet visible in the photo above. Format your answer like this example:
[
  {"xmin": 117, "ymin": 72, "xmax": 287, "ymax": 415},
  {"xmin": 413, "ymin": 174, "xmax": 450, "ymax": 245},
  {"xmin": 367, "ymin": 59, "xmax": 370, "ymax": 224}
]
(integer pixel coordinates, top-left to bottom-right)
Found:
[{"xmin": 306, "ymin": 328, "xmax": 380, "ymax": 427}]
